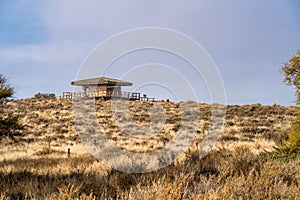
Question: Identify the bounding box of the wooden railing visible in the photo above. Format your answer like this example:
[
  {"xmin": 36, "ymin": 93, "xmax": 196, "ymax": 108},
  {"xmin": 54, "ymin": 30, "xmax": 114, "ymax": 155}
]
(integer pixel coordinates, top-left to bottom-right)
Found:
[{"xmin": 60, "ymin": 91, "xmax": 142, "ymax": 100}]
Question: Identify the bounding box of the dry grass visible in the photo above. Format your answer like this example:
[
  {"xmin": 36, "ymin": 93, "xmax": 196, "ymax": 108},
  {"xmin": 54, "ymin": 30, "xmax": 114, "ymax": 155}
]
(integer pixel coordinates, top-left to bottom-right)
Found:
[
  {"xmin": 0, "ymin": 98, "xmax": 298, "ymax": 199},
  {"xmin": 0, "ymin": 147, "xmax": 299, "ymax": 199}
]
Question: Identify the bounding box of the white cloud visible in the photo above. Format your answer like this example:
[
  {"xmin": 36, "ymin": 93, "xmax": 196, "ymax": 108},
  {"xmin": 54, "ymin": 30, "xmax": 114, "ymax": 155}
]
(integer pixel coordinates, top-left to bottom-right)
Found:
[{"xmin": 0, "ymin": 40, "xmax": 90, "ymax": 63}]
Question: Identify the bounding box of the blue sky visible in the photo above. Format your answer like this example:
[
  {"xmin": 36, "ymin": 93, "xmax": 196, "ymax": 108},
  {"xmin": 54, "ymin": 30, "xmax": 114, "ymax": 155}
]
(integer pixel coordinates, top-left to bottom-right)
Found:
[{"xmin": 0, "ymin": 0, "xmax": 299, "ymax": 105}]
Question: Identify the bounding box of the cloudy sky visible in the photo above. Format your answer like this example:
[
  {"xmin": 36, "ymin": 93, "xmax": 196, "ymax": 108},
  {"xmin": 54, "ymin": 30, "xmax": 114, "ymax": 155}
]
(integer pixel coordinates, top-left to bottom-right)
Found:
[{"xmin": 0, "ymin": 0, "xmax": 299, "ymax": 105}]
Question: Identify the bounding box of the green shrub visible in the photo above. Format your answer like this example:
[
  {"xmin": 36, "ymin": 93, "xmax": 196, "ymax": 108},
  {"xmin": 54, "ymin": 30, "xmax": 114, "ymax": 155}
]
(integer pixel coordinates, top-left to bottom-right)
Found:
[
  {"xmin": 0, "ymin": 74, "xmax": 23, "ymax": 140},
  {"xmin": 0, "ymin": 115, "xmax": 23, "ymax": 140},
  {"xmin": 277, "ymin": 49, "xmax": 300, "ymax": 159},
  {"xmin": 34, "ymin": 93, "xmax": 56, "ymax": 99},
  {"xmin": 275, "ymin": 111, "xmax": 300, "ymax": 159}
]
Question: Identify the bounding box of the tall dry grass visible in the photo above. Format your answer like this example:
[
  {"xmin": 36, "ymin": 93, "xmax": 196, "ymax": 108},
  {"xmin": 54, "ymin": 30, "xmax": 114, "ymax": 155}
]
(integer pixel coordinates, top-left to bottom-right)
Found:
[
  {"xmin": 0, "ymin": 98, "xmax": 299, "ymax": 199},
  {"xmin": 0, "ymin": 147, "xmax": 299, "ymax": 199}
]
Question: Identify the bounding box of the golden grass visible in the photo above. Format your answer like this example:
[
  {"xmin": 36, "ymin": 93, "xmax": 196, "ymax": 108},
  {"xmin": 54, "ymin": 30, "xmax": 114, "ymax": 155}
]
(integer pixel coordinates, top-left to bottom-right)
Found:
[
  {"xmin": 0, "ymin": 145, "xmax": 299, "ymax": 199},
  {"xmin": 0, "ymin": 98, "xmax": 298, "ymax": 199}
]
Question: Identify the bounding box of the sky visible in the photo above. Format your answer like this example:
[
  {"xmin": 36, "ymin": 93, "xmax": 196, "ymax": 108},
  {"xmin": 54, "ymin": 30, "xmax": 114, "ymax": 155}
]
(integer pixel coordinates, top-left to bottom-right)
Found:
[{"xmin": 0, "ymin": 0, "xmax": 299, "ymax": 105}]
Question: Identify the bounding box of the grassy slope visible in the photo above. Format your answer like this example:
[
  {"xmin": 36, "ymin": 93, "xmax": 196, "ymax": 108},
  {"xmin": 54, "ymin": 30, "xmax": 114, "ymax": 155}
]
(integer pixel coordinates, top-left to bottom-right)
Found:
[{"xmin": 0, "ymin": 98, "xmax": 299, "ymax": 199}]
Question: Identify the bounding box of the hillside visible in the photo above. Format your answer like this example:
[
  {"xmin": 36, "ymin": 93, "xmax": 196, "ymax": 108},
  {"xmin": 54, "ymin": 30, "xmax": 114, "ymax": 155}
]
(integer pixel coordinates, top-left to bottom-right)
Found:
[
  {"xmin": 0, "ymin": 98, "xmax": 299, "ymax": 199},
  {"xmin": 0, "ymin": 98, "xmax": 296, "ymax": 160}
]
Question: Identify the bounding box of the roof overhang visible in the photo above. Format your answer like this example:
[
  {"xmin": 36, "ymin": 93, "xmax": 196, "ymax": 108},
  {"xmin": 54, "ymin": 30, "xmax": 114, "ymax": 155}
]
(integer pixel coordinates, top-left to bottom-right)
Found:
[{"xmin": 71, "ymin": 77, "xmax": 132, "ymax": 87}]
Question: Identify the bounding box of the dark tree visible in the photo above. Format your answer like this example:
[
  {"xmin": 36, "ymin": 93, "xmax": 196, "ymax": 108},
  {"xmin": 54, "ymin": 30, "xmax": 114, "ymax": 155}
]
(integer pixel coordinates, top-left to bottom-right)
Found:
[{"xmin": 0, "ymin": 74, "xmax": 23, "ymax": 140}]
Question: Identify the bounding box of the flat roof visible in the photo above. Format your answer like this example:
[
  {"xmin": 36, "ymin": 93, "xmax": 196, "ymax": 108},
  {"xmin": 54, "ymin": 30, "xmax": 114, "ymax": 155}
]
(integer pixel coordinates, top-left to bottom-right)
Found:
[{"xmin": 71, "ymin": 77, "xmax": 132, "ymax": 86}]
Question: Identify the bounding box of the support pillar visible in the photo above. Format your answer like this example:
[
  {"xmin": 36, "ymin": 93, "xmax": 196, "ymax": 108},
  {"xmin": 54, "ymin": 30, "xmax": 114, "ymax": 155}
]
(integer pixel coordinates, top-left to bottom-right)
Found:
[{"xmin": 82, "ymin": 86, "xmax": 87, "ymax": 97}]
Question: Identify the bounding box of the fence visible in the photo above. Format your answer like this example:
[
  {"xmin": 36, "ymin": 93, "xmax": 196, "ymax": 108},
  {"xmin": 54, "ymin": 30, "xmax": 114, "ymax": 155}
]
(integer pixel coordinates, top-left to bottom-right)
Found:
[{"xmin": 60, "ymin": 91, "xmax": 143, "ymax": 101}]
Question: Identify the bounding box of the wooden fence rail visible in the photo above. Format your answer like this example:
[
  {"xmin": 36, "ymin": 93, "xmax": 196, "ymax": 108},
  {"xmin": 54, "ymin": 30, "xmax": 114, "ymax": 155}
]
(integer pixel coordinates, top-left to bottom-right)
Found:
[{"xmin": 60, "ymin": 91, "xmax": 146, "ymax": 101}]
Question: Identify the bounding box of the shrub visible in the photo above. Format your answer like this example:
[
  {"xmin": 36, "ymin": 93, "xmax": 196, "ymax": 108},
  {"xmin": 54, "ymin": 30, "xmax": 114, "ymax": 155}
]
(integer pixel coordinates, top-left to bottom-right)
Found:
[
  {"xmin": 34, "ymin": 93, "xmax": 56, "ymax": 99},
  {"xmin": 277, "ymin": 48, "xmax": 300, "ymax": 159},
  {"xmin": 0, "ymin": 74, "xmax": 23, "ymax": 141},
  {"xmin": 0, "ymin": 115, "xmax": 23, "ymax": 140},
  {"xmin": 275, "ymin": 111, "xmax": 300, "ymax": 159}
]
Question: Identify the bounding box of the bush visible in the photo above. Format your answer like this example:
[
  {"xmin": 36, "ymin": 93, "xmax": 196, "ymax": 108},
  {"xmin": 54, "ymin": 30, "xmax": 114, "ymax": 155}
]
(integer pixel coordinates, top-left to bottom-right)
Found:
[
  {"xmin": 34, "ymin": 93, "xmax": 56, "ymax": 99},
  {"xmin": 0, "ymin": 74, "xmax": 23, "ymax": 140},
  {"xmin": 0, "ymin": 115, "xmax": 23, "ymax": 140},
  {"xmin": 275, "ymin": 111, "xmax": 300, "ymax": 159},
  {"xmin": 278, "ymin": 49, "xmax": 300, "ymax": 159}
]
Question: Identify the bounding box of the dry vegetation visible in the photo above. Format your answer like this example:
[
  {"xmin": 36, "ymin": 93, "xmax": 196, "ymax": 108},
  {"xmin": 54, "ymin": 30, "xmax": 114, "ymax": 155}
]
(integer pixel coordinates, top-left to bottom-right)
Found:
[{"xmin": 0, "ymin": 97, "xmax": 299, "ymax": 199}]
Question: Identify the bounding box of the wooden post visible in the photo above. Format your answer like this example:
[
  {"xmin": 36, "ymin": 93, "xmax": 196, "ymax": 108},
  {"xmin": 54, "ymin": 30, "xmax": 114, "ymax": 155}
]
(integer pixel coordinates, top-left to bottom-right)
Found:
[{"xmin": 82, "ymin": 86, "xmax": 87, "ymax": 97}]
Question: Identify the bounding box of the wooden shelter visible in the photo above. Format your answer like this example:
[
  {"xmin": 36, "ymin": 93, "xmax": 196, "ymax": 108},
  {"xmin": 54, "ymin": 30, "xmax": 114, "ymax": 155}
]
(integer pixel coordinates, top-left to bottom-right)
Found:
[{"xmin": 66, "ymin": 77, "xmax": 140, "ymax": 100}]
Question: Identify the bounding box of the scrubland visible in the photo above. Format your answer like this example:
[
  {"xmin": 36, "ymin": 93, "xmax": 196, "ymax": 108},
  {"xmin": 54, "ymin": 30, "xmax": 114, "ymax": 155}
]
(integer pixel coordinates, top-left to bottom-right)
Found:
[{"xmin": 0, "ymin": 98, "xmax": 299, "ymax": 199}]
